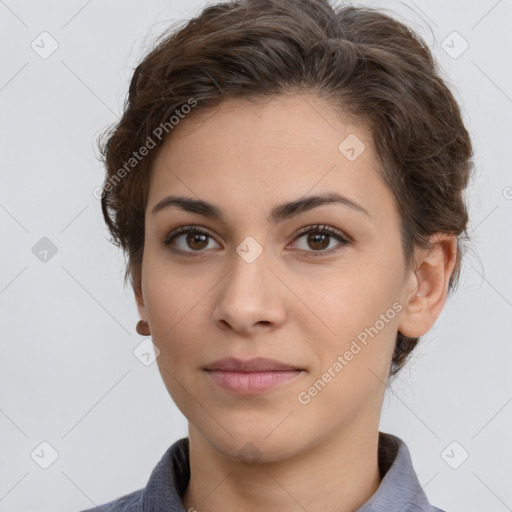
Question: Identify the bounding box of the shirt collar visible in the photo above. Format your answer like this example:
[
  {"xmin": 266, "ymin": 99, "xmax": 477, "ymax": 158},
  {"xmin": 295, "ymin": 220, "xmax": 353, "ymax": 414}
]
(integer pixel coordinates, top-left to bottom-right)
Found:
[
  {"xmin": 140, "ymin": 432, "xmax": 439, "ymax": 512},
  {"xmin": 355, "ymin": 432, "xmax": 438, "ymax": 511}
]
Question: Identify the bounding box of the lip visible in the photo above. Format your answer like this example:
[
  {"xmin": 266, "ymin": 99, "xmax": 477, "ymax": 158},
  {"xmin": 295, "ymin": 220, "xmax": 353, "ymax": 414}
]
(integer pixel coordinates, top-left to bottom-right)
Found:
[
  {"xmin": 205, "ymin": 357, "xmax": 302, "ymax": 372},
  {"xmin": 204, "ymin": 357, "xmax": 305, "ymax": 395}
]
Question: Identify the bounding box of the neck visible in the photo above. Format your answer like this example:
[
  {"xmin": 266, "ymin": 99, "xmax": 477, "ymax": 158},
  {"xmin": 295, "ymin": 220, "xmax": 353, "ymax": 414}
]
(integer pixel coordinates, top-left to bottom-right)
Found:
[{"xmin": 182, "ymin": 423, "xmax": 381, "ymax": 512}]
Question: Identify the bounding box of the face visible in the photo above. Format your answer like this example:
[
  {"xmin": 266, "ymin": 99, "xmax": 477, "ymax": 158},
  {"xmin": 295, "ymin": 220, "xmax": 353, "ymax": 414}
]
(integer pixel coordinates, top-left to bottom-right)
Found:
[{"xmin": 136, "ymin": 93, "xmax": 419, "ymax": 461}]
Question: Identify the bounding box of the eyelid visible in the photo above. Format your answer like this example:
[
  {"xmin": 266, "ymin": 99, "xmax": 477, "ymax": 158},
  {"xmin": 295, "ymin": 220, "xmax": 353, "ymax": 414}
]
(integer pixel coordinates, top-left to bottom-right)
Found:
[
  {"xmin": 286, "ymin": 224, "xmax": 351, "ymax": 256},
  {"xmin": 291, "ymin": 223, "xmax": 351, "ymax": 244},
  {"xmin": 163, "ymin": 225, "xmax": 221, "ymax": 249}
]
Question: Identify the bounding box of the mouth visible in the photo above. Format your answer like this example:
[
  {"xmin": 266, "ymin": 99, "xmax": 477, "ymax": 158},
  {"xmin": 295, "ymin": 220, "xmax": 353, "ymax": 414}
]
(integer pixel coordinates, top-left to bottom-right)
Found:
[{"xmin": 204, "ymin": 357, "xmax": 305, "ymax": 395}]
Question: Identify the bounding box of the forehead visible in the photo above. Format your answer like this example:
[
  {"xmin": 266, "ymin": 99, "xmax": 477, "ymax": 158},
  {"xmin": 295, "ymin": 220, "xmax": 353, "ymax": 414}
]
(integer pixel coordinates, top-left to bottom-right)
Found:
[
  {"xmin": 158, "ymin": 93, "xmax": 367, "ymax": 157},
  {"xmin": 148, "ymin": 94, "xmax": 396, "ymax": 227}
]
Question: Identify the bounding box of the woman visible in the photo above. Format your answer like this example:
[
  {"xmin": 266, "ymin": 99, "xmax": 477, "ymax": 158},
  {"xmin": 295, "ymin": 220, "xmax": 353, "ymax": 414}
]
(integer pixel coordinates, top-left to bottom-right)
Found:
[{"xmin": 82, "ymin": 0, "xmax": 473, "ymax": 510}]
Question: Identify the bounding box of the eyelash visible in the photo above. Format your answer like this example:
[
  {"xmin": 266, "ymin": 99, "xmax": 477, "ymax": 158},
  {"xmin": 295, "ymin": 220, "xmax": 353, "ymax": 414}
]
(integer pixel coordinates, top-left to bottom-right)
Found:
[{"xmin": 163, "ymin": 224, "xmax": 351, "ymax": 258}]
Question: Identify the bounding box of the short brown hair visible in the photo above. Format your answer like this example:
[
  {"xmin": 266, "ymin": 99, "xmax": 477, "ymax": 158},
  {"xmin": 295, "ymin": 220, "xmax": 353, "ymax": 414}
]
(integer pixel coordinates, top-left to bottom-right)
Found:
[{"xmin": 97, "ymin": 0, "xmax": 474, "ymax": 377}]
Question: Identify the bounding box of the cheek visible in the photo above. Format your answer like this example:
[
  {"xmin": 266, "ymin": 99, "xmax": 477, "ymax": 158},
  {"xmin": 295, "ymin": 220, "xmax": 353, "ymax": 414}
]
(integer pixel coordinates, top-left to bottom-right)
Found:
[
  {"xmin": 292, "ymin": 264, "xmax": 393, "ymax": 331},
  {"xmin": 142, "ymin": 250, "xmax": 197, "ymax": 324},
  {"xmin": 142, "ymin": 274, "xmax": 198, "ymax": 368},
  {"xmin": 296, "ymin": 266, "xmax": 400, "ymax": 376}
]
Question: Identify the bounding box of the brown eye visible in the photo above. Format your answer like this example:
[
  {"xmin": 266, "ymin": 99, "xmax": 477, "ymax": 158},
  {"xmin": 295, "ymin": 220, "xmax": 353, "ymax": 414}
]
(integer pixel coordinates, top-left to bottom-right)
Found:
[
  {"xmin": 164, "ymin": 226, "xmax": 221, "ymax": 254},
  {"xmin": 186, "ymin": 232, "xmax": 209, "ymax": 250},
  {"xmin": 306, "ymin": 232, "xmax": 330, "ymax": 251},
  {"xmin": 290, "ymin": 224, "xmax": 351, "ymax": 256}
]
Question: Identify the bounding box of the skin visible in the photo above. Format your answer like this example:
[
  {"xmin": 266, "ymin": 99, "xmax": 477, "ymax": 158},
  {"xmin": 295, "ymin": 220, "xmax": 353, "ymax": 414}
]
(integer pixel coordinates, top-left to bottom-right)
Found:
[{"xmin": 134, "ymin": 93, "xmax": 457, "ymax": 512}]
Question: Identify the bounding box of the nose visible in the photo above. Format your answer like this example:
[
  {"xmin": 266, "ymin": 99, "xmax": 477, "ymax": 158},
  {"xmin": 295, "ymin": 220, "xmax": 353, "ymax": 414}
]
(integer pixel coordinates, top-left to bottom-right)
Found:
[{"xmin": 211, "ymin": 243, "xmax": 287, "ymax": 336}]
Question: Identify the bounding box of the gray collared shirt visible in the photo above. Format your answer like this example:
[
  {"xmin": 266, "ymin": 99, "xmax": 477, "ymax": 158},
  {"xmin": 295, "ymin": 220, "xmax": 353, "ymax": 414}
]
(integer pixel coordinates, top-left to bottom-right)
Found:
[{"xmin": 78, "ymin": 432, "xmax": 446, "ymax": 511}]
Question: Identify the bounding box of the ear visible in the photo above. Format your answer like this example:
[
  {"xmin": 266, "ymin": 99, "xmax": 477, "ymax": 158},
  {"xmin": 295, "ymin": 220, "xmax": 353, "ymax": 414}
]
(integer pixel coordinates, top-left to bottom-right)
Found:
[
  {"xmin": 398, "ymin": 233, "xmax": 458, "ymax": 338},
  {"xmin": 133, "ymin": 266, "xmax": 148, "ymax": 322}
]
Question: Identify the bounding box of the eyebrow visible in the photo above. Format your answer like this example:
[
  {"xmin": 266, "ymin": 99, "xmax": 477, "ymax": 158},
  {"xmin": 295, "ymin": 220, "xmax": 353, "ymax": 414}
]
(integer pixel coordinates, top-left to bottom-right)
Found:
[{"xmin": 151, "ymin": 191, "xmax": 370, "ymax": 224}]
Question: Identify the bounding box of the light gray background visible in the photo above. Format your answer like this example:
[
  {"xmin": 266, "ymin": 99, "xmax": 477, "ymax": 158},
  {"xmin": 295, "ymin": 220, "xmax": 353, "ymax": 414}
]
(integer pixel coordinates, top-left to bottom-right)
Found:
[{"xmin": 1, "ymin": 1, "xmax": 511, "ymax": 511}]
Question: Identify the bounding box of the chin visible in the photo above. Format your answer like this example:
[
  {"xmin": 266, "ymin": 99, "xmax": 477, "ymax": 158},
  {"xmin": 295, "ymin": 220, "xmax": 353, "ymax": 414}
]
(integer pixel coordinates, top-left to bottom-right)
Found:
[{"xmin": 193, "ymin": 416, "xmax": 314, "ymax": 465}]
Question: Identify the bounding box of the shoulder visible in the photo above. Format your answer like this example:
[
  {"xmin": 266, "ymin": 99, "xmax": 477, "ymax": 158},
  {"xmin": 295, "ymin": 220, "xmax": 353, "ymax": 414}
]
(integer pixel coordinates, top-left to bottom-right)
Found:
[{"xmin": 75, "ymin": 488, "xmax": 143, "ymax": 512}]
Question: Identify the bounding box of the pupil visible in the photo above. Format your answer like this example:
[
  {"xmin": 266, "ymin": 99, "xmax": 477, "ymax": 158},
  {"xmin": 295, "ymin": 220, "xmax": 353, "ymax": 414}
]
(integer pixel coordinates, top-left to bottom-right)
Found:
[
  {"xmin": 188, "ymin": 233, "xmax": 207, "ymax": 249},
  {"xmin": 309, "ymin": 233, "xmax": 328, "ymax": 250}
]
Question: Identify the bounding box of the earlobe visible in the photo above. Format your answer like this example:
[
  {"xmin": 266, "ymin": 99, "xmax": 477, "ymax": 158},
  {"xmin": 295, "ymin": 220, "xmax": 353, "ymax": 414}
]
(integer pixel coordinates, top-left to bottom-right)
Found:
[
  {"xmin": 397, "ymin": 234, "xmax": 458, "ymax": 338},
  {"xmin": 134, "ymin": 285, "xmax": 151, "ymax": 335}
]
